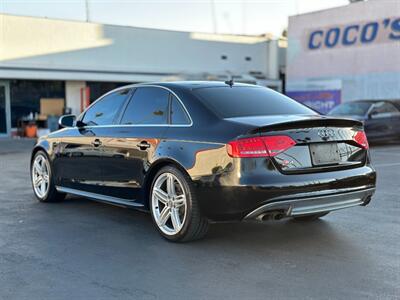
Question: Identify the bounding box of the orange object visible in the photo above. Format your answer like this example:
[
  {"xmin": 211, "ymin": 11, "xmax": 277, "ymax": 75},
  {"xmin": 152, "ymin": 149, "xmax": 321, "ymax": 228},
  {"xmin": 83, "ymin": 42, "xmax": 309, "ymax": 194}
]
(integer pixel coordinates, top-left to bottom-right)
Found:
[
  {"xmin": 80, "ymin": 86, "xmax": 90, "ymax": 112},
  {"xmin": 25, "ymin": 124, "xmax": 37, "ymax": 138}
]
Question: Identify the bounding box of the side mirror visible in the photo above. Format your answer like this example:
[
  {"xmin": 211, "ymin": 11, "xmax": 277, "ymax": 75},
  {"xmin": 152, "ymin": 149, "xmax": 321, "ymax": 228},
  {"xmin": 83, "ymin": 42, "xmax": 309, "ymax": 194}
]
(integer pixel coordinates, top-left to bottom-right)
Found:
[{"xmin": 59, "ymin": 115, "xmax": 76, "ymax": 128}]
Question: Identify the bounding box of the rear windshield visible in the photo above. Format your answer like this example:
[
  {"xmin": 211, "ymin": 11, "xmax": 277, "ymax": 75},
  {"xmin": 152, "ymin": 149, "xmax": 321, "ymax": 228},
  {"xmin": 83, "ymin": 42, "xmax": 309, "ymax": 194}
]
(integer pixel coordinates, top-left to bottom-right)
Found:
[
  {"xmin": 193, "ymin": 86, "xmax": 316, "ymax": 118},
  {"xmin": 328, "ymin": 102, "xmax": 372, "ymax": 116}
]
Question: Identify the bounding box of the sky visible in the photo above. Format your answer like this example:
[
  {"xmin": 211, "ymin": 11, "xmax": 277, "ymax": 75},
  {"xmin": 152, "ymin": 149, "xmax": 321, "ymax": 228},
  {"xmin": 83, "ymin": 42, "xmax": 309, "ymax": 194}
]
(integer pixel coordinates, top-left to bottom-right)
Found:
[{"xmin": 0, "ymin": 0, "xmax": 349, "ymax": 37}]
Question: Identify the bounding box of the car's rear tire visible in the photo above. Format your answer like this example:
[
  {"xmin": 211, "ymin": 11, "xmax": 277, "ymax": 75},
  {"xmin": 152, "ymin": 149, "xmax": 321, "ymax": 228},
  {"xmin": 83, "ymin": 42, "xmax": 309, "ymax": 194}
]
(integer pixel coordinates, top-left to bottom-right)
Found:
[
  {"xmin": 150, "ymin": 166, "xmax": 209, "ymax": 242},
  {"xmin": 31, "ymin": 150, "xmax": 65, "ymax": 203},
  {"xmin": 293, "ymin": 212, "xmax": 329, "ymax": 221}
]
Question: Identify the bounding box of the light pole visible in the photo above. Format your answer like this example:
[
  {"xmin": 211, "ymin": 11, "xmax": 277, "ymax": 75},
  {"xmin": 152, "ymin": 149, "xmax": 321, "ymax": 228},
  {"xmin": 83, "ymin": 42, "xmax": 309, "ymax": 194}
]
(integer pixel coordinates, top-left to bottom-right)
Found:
[
  {"xmin": 210, "ymin": 0, "xmax": 217, "ymax": 33},
  {"xmin": 85, "ymin": 0, "xmax": 90, "ymax": 22}
]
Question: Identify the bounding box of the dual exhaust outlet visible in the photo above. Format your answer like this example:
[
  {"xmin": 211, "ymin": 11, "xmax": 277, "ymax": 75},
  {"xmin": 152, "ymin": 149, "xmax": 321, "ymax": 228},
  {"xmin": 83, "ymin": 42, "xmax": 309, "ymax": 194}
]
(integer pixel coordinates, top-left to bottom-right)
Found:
[{"xmin": 256, "ymin": 210, "xmax": 287, "ymax": 222}]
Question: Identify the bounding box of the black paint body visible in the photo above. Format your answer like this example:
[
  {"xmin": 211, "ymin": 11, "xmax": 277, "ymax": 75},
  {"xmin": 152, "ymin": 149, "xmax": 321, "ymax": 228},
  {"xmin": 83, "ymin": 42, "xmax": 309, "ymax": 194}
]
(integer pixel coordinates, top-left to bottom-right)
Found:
[{"xmin": 32, "ymin": 82, "xmax": 376, "ymax": 221}]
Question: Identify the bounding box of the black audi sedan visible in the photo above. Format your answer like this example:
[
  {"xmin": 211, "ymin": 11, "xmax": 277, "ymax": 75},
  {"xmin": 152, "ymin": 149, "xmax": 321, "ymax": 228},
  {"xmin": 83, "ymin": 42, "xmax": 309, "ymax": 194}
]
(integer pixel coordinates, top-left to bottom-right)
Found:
[
  {"xmin": 30, "ymin": 82, "xmax": 376, "ymax": 242},
  {"xmin": 328, "ymin": 100, "xmax": 400, "ymax": 142}
]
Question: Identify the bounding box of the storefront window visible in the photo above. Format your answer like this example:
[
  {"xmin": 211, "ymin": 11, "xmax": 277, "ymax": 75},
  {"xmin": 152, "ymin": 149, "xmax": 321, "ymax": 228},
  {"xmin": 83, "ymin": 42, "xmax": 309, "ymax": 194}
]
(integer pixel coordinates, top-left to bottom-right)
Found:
[{"xmin": 10, "ymin": 80, "xmax": 65, "ymax": 127}]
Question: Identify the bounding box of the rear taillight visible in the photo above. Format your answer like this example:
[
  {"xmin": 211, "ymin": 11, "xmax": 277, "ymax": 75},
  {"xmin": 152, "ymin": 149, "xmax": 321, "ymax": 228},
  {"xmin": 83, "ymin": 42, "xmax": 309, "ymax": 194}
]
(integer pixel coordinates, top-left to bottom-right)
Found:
[
  {"xmin": 353, "ymin": 130, "xmax": 369, "ymax": 149},
  {"xmin": 227, "ymin": 136, "xmax": 296, "ymax": 158},
  {"xmin": 262, "ymin": 136, "xmax": 297, "ymax": 156},
  {"xmin": 226, "ymin": 137, "xmax": 267, "ymax": 158}
]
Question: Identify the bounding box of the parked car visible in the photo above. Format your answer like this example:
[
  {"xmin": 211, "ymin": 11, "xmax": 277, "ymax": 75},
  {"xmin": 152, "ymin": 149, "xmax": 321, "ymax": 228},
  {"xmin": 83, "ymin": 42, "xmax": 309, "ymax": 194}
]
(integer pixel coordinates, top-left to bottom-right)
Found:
[
  {"xmin": 328, "ymin": 100, "xmax": 400, "ymax": 142},
  {"xmin": 30, "ymin": 82, "xmax": 376, "ymax": 242}
]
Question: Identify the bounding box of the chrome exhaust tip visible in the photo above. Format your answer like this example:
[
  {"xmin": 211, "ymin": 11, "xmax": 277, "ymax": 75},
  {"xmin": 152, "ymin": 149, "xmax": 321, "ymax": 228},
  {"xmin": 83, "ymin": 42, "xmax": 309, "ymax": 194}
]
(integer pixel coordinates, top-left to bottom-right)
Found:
[{"xmin": 256, "ymin": 211, "xmax": 287, "ymax": 222}]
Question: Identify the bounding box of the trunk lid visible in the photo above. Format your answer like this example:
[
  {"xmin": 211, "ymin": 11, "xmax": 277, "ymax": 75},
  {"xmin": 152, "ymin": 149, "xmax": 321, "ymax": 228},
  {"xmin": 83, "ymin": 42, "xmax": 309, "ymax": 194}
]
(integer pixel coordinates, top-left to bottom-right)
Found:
[{"xmin": 226, "ymin": 115, "xmax": 367, "ymax": 173}]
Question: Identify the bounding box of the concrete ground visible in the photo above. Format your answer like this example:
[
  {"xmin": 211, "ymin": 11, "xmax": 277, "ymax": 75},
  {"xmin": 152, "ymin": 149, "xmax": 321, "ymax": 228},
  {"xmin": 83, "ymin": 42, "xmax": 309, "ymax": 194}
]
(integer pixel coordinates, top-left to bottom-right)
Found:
[{"xmin": 0, "ymin": 139, "xmax": 399, "ymax": 299}]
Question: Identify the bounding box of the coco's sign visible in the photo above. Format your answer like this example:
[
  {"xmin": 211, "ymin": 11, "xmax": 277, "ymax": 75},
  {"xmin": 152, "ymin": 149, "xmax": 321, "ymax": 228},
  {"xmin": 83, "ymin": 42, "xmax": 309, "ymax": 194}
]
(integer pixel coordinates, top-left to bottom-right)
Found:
[{"xmin": 307, "ymin": 17, "xmax": 400, "ymax": 50}]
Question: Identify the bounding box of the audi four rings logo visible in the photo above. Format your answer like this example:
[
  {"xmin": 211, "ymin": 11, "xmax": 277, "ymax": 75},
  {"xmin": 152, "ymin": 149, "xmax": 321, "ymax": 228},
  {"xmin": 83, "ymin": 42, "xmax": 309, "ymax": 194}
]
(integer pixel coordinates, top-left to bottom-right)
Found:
[{"xmin": 318, "ymin": 129, "xmax": 335, "ymax": 139}]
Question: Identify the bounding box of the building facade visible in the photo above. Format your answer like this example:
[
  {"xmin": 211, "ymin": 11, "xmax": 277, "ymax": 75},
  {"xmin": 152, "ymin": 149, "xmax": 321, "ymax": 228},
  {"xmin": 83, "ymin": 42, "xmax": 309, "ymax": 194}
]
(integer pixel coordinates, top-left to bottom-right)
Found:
[
  {"xmin": 0, "ymin": 14, "xmax": 285, "ymax": 136},
  {"xmin": 286, "ymin": 0, "xmax": 400, "ymax": 114}
]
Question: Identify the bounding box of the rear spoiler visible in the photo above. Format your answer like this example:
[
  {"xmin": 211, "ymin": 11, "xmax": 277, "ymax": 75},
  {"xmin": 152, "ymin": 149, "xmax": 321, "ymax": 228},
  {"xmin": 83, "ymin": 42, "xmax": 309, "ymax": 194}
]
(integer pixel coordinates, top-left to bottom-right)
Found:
[{"xmin": 249, "ymin": 117, "xmax": 363, "ymax": 134}]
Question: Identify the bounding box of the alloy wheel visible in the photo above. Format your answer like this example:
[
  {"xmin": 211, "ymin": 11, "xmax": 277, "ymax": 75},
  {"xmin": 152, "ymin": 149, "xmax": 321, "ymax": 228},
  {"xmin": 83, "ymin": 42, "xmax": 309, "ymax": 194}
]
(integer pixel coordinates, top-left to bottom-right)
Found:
[
  {"xmin": 32, "ymin": 154, "xmax": 50, "ymax": 199},
  {"xmin": 151, "ymin": 172, "xmax": 188, "ymax": 235}
]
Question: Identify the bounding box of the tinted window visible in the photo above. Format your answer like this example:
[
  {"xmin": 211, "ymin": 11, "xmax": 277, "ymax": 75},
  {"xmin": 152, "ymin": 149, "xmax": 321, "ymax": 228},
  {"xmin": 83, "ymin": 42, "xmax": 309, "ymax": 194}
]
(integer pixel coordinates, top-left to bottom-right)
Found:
[
  {"xmin": 391, "ymin": 101, "xmax": 400, "ymax": 111},
  {"xmin": 370, "ymin": 102, "xmax": 399, "ymax": 114},
  {"xmin": 120, "ymin": 87, "xmax": 169, "ymax": 125},
  {"xmin": 82, "ymin": 89, "xmax": 129, "ymax": 125},
  {"xmin": 87, "ymin": 82, "xmax": 128, "ymax": 104},
  {"xmin": 328, "ymin": 102, "xmax": 372, "ymax": 116},
  {"xmin": 194, "ymin": 86, "xmax": 316, "ymax": 118},
  {"xmin": 170, "ymin": 95, "xmax": 190, "ymax": 125}
]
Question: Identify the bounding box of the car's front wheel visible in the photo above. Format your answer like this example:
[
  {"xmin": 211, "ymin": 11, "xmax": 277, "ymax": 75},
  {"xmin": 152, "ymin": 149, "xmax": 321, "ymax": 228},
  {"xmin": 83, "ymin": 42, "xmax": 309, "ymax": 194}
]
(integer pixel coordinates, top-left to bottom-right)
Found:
[
  {"xmin": 150, "ymin": 166, "xmax": 209, "ymax": 242},
  {"xmin": 31, "ymin": 150, "xmax": 65, "ymax": 202}
]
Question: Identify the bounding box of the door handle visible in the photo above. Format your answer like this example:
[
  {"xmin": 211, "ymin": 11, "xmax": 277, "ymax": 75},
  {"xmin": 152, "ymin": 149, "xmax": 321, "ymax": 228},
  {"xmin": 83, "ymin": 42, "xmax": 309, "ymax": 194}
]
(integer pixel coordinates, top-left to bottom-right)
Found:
[
  {"xmin": 92, "ymin": 139, "xmax": 102, "ymax": 147},
  {"xmin": 137, "ymin": 141, "xmax": 151, "ymax": 150}
]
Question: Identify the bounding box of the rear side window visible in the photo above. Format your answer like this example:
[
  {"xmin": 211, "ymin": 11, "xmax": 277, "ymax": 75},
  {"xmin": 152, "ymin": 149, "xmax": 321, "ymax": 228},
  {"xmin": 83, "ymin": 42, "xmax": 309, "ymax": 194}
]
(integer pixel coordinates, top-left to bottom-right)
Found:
[
  {"xmin": 194, "ymin": 86, "xmax": 316, "ymax": 118},
  {"xmin": 170, "ymin": 95, "xmax": 190, "ymax": 125},
  {"xmin": 120, "ymin": 87, "xmax": 169, "ymax": 125},
  {"xmin": 82, "ymin": 89, "xmax": 129, "ymax": 126}
]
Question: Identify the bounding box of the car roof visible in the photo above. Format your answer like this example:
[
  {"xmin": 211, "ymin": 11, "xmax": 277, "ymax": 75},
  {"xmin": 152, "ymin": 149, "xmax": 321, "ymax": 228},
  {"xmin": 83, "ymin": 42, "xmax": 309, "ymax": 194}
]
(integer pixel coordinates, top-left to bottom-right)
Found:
[{"xmin": 117, "ymin": 81, "xmax": 259, "ymax": 91}]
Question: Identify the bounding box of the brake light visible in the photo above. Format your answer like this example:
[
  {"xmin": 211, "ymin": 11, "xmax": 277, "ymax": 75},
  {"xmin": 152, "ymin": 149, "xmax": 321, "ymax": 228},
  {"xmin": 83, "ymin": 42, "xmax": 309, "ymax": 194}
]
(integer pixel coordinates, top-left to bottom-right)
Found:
[
  {"xmin": 227, "ymin": 136, "xmax": 296, "ymax": 158},
  {"xmin": 227, "ymin": 137, "xmax": 268, "ymax": 157},
  {"xmin": 262, "ymin": 136, "xmax": 297, "ymax": 156},
  {"xmin": 353, "ymin": 130, "xmax": 369, "ymax": 149}
]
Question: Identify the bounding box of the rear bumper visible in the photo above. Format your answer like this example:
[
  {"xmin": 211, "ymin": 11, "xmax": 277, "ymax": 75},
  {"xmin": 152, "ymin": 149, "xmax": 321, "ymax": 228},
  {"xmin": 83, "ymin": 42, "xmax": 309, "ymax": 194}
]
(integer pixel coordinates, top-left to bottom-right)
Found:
[
  {"xmin": 194, "ymin": 163, "xmax": 377, "ymax": 221},
  {"xmin": 244, "ymin": 187, "xmax": 375, "ymax": 220}
]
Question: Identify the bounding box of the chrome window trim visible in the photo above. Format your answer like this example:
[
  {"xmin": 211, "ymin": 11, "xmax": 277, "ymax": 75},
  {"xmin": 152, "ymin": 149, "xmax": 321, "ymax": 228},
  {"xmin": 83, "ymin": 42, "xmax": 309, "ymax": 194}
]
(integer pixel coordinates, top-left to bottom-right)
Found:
[
  {"xmin": 78, "ymin": 123, "xmax": 192, "ymax": 128},
  {"xmin": 79, "ymin": 84, "xmax": 193, "ymax": 128}
]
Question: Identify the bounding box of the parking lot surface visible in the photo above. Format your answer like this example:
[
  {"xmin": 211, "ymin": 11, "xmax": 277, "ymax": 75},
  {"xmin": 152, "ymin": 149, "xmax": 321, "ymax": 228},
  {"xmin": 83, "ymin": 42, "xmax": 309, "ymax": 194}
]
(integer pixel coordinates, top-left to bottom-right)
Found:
[{"xmin": 0, "ymin": 139, "xmax": 399, "ymax": 299}]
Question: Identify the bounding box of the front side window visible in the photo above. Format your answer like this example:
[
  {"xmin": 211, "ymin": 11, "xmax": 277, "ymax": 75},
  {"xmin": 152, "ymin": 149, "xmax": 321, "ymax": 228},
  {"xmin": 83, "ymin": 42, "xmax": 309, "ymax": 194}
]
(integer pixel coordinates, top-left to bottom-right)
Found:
[
  {"xmin": 370, "ymin": 102, "xmax": 399, "ymax": 115},
  {"xmin": 120, "ymin": 87, "xmax": 169, "ymax": 125},
  {"xmin": 170, "ymin": 95, "xmax": 190, "ymax": 125},
  {"xmin": 82, "ymin": 89, "xmax": 130, "ymax": 126}
]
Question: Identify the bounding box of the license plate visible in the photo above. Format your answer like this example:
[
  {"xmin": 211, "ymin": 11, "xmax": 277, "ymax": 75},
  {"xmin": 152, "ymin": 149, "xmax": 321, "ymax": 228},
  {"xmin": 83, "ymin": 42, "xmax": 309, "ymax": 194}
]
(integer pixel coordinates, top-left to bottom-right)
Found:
[{"xmin": 310, "ymin": 143, "xmax": 340, "ymax": 166}]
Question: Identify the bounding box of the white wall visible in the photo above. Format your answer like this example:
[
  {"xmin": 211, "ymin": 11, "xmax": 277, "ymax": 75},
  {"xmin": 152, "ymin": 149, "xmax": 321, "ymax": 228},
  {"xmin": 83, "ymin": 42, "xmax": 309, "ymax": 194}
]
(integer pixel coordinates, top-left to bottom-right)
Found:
[
  {"xmin": 65, "ymin": 81, "xmax": 86, "ymax": 116},
  {"xmin": 0, "ymin": 14, "xmax": 280, "ymax": 82}
]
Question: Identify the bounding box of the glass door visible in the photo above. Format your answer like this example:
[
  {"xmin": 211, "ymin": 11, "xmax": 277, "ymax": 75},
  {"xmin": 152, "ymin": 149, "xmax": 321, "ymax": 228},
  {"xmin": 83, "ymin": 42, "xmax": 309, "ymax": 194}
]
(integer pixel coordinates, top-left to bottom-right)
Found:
[{"xmin": 0, "ymin": 81, "xmax": 11, "ymax": 136}]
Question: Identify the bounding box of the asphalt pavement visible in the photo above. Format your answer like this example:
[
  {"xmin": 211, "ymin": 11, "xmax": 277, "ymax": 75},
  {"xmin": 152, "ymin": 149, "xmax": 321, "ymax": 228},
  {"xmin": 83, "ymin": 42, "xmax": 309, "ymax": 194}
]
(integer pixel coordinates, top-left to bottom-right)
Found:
[{"xmin": 0, "ymin": 139, "xmax": 399, "ymax": 299}]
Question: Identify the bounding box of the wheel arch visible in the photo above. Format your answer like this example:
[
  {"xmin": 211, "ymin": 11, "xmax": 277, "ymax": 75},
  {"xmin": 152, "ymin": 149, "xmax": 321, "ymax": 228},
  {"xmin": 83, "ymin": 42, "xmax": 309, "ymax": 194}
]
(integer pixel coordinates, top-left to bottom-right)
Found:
[
  {"xmin": 143, "ymin": 158, "xmax": 191, "ymax": 209},
  {"xmin": 31, "ymin": 143, "xmax": 51, "ymax": 163}
]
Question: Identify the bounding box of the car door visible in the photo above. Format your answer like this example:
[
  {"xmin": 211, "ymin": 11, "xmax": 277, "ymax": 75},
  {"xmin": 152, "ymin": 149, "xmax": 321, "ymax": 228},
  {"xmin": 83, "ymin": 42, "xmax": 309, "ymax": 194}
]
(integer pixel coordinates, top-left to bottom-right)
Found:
[
  {"xmin": 53, "ymin": 88, "xmax": 130, "ymax": 193},
  {"xmin": 364, "ymin": 101, "xmax": 400, "ymax": 141},
  {"xmin": 99, "ymin": 86, "xmax": 169, "ymax": 202}
]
